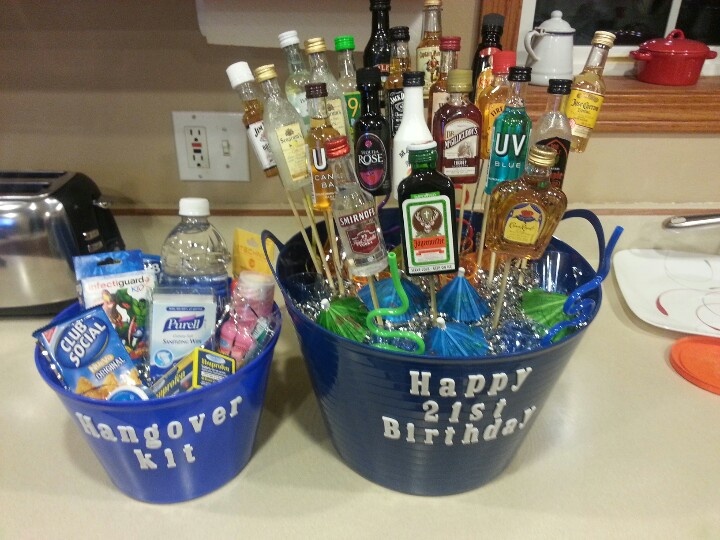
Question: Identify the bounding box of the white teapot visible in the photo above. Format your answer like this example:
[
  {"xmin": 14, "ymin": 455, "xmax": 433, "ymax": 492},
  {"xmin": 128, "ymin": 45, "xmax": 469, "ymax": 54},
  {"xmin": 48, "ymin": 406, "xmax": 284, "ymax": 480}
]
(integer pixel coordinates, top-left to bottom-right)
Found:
[{"xmin": 524, "ymin": 10, "xmax": 575, "ymax": 86}]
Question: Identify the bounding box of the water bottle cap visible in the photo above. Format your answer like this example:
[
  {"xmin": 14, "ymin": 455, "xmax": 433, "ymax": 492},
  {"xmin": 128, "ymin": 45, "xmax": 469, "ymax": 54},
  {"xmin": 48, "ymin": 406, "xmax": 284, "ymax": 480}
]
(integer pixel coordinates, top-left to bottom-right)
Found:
[
  {"xmin": 179, "ymin": 197, "xmax": 210, "ymax": 217},
  {"xmin": 278, "ymin": 30, "xmax": 300, "ymax": 48},
  {"xmin": 334, "ymin": 35, "xmax": 355, "ymax": 52},
  {"xmin": 225, "ymin": 61, "xmax": 254, "ymax": 89}
]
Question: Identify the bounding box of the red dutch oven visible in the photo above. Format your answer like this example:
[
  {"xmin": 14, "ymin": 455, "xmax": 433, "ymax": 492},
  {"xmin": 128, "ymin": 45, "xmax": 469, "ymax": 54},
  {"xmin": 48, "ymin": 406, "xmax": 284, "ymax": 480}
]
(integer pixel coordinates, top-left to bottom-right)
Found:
[{"xmin": 630, "ymin": 29, "xmax": 717, "ymax": 86}]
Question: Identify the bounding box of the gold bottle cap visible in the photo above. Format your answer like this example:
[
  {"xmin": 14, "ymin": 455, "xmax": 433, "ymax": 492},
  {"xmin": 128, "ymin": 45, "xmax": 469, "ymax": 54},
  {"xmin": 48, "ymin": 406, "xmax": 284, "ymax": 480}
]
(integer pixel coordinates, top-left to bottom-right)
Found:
[
  {"xmin": 591, "ymin": 31, "xmax": 616, "ymax": 48},
  {"xmin": 447, "ymin": 69, "xmax": 473, "ymax": 92},
  {"xmin": 424, "ymin": 0, "xmax": 442, "ymax": 6},
  {"xmin": 527, "ymin": 144, "xmax": 558, "ymax": 168},
  {"xmin": 304, "ymin": 37, "xmax": 327, "ymax": 54},
  {"xmin": 253, "ymin": 64, "xmax": 278, "ymax": 82}
]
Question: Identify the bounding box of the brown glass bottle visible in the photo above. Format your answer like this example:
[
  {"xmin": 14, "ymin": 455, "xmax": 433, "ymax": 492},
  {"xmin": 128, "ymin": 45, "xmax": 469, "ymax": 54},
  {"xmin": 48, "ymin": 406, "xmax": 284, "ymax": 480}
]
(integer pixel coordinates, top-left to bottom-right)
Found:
[
  {"xmin": 306, "ymin": 82, "xmax": 341, "ymax": 212},
  {"xmin": 384, "ymin": 26, "xmax": 411, "ymax": 138},
  {"xmin": 474, "ymin": 50, "xmax": 515, "ymax": 160},
  {"xmin": 416, "ymin": 0, "xmax": 442, "ymax": 101},
  {"xmin": 427, "ymin": 35, "xmax": 461, "ymax": 131}
]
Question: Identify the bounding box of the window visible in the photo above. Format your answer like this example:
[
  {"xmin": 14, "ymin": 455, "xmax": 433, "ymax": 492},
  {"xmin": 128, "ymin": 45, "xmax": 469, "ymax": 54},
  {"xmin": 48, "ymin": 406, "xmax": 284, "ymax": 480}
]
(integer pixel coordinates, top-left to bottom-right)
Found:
[{"xmin": 516, "ymin": 0, "xmax": 720, "ymax": 76}]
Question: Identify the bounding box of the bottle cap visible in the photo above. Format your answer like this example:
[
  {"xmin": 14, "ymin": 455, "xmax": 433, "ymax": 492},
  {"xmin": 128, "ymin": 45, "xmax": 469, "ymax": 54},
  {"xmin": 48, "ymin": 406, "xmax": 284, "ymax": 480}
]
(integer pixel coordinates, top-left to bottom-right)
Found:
[
  {"xmin": 547, "ymin": 79, "xmax": 572, "ymax": 95},
  {"xmin": 440, "ymin": 36, "xmax": 461, "ymax": 51},
  {"xmin": 304, "ymin": 37, "xmax": 327, "ymax": 54},
  {"xmin": 402, "ymin": 71, "xmax": 425, "ymax": 87},
  {"xmin": 278, "ymin": 30, "xmax": 300, "ymax": 49},
  {"xmin": 408, "ymin": 141, "xmax": 438, "ymax": 167},
  {"xmin": 334, "ymin": 35, "xmax": 355, "ymax": 51},
  {"xmin": 179, "ymin": 197, "xmax": 210, "ymax": 217},
  {"xmin": 356, "ymin": 66, "xmax": 382, "ymax": 86},
  {"xmin": 389, "ymin": 26, "xmax": 410, "ymax": 42},
  {"xmin": 253, "ymin": 64, "xmax": 277, "ymax": 82},
  {"xmin": 369, "ymin": 0, "xmax": 391, "ymax": 10},
  {"xmin": 508, "ymin": 66, "xmax": 532, "ymax": 82},
  {"xmin": 447, "ymin": 69, "xmax": 473, "ymax": 92},
  {"xmin": 305, "ymin": 82, "xmax": 328, "ymax": 98},
  {"xmin": 527, "ymin": 144, "xmax": 558, "ymax": 168},
  {"xmin": 481, "ymin": 12, "xmax": 505, "ymax": 34},
  {"xmin": 491, "ymin": 50, "xmax": 516, "ymax": 74},
  {"xmin": 591, "ymin": 31, "xmax": 616, "ymax": 48},
  {"xmin": 226, "ymin": 61, "xmax": 254, "ymax": 89},
  {"xmin": 424, "ymin": 0, "xmax": 442, "ymax": 8},
  {"xmin": 325, "ymin": 136, "xmax": 351, "ymax": 159}
]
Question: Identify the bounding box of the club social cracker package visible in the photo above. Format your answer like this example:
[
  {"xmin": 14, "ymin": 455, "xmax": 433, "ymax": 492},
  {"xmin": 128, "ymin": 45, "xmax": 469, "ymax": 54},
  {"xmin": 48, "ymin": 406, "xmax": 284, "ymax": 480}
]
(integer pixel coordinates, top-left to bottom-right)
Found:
[
  {"xmin": 33, "ymin": 305, "xmax": 147, "ymax": 400},
  {"xmin": 74, "ymin": 250, "xmax": 156, "ymax": 365}
]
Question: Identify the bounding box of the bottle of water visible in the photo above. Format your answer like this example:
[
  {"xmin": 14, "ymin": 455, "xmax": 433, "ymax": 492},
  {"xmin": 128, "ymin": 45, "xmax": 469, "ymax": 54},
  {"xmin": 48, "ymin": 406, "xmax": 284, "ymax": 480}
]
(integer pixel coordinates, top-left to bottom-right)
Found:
[{"xmin": 160, "ymin": 198, "xmax": 230, "ymax": 311}]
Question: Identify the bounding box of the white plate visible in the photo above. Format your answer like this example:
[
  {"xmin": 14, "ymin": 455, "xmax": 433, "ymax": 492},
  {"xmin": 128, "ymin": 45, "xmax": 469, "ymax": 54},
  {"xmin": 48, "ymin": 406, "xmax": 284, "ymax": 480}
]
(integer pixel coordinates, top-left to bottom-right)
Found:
[{"xmin": 614, "ymin": 249, "xmax": 720, "ymax": 337}]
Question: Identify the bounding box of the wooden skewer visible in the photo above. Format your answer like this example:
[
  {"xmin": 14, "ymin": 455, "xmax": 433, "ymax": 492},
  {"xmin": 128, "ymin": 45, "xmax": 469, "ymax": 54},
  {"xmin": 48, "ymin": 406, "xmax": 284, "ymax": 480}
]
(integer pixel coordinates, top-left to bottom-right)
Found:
[
  {"xmin": 367, "ymin": 274, "xmax": 383, "ymax": 326},
  {"xmin": 285, "ymin": 191, "xmax": 322, "ymax": 275},
  {"xmin": 456, "ymin": 184, "xmax": 466, "ymax": 255},
  {"xmin": 491, "ymin": 259, "xmax": 512, "ymax": 330},
  {"xmin": 324, "ymin": 209, "xmax": 346, "ymax": 296},
  {"xmin": 429, "ymin": 275, "xmax": 438, "ymax": 321},
  {"xmin": 301, "ymin": 192, "xmax": 336, "ymax": 293}
]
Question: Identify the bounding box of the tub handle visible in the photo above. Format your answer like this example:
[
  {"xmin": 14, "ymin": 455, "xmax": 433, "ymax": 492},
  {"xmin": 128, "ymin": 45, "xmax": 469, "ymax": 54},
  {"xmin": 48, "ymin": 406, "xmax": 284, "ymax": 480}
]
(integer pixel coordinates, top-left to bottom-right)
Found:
[{"xmin": 261, "ymin": 229, "xmax": 287, "ymax": 297}]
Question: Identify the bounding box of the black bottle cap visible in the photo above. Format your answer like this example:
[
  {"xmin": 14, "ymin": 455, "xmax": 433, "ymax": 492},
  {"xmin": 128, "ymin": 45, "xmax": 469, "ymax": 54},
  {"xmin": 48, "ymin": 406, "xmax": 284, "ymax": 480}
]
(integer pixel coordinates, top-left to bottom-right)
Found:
[
  {"xmin": 369, "ymin": 0, "xmax": 391, "ymax": 10},
  {"xmin": 356, "ymin": 66, "xmax": 382, "ymax": 86},
  {"xmin": 547, "ymin": 79, "xmax": 572, "ymax": 95},
  {"xmin": 389, "ymin": 26, "xmax": 410, "ymax": 42},
  {"xmin": 403, "ymin": 71, "xmax": 424, "ymax": 87},
  {"xmin": 481, "ymin": 12, "xmax": 504, "ymax": 33},
  {"xmin": 508, "ymin": 66, "xmax": 531, "ymax": 82},
  {"xmin": 305, "ymin": 82, "xmax": 327, "ymax": 98}
]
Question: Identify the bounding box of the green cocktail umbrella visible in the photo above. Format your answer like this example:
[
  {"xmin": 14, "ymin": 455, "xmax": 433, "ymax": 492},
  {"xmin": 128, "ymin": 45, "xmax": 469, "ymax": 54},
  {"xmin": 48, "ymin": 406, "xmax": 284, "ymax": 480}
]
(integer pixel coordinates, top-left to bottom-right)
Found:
[{"xmin": 316, "ymin": 296, "xmax": 369, "ymax": 343}]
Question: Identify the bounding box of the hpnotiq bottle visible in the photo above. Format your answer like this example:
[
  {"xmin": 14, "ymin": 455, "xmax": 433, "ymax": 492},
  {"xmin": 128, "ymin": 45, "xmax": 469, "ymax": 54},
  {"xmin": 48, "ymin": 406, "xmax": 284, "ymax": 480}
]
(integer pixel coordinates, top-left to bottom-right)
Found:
[
  {"xmin": 278, "ymin": 30, "xmax": 311, "ymax": 130},
  {"xmin": 327, "ymin": 136, "xmax": 388, "ymax": 277},
  {"xmin": 226, "ymin": 61, "xmax": 278, "ymax": 178},
  {"xmin": 470, "ymin": 13, "xmax": 504, "ymax": 103},
  {"xmin": 392, "ymin": 71, "xmax": 433, "ymax": 199},
  {"xmin": 427, "ymin": 35, "xmax": 461, "ymax": 131},
  {"xmin": 397, "ymin": 141, "xmax": 458, "ymax": 276},
  {"xmin": 475, "ymin": 50, "xmax": 515, "ymax": 160},
  {"xmin": 384, "ymin": 26, "xmax": 412, "ymax": 138},
  {"xmin": 160, "ymin": 198, "xmax": 231, "ymax": 311},
  {"xmin": 416, "ymin": 0, "xmax": 443, "ymax": 100},
  {"xmin": 334, "ymin": 35, "xmax": 362, "ymax": 147},
  {"xmin": 565, "ymin": 31, "xmax": 616, "ymax": 152},
  {"xmin": 254, "ymin": 64, "xmax": 310, "ymax": 192},
  {"xmin": 531, "ymin": 78, "xmax": 572, "ymax": 188},
  {"xmin": 305, "ymin": 37, "xmax": 348, "ymax": 138},
  {"xmin": 306, "ymin": 82, "xmax": 341, "ymax": 212},
  {"xmin": 354, "ymin": 66, "xmax": 391, "ymax": 196},
  {"xmin": 485, "ymin": 66, "xmax": 532, "ymax": 195},
  {"xmin": 363, "ymin": 0, "xmax": 391, "ymax": 82}
]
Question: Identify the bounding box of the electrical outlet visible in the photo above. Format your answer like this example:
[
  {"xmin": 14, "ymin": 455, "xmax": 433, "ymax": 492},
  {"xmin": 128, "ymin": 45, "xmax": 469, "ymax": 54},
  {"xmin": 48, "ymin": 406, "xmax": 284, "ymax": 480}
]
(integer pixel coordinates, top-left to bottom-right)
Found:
[{"xmin": 172, "ymin": 111, "xmax": 250, "ymax": 181}]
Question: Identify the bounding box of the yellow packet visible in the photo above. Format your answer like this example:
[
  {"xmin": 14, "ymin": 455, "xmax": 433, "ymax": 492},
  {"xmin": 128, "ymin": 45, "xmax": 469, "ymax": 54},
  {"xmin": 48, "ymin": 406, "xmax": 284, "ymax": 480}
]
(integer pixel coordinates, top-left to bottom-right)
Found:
[{"xmin": 233, "ymin": 228, "xmax": 275, "ymax": 278}]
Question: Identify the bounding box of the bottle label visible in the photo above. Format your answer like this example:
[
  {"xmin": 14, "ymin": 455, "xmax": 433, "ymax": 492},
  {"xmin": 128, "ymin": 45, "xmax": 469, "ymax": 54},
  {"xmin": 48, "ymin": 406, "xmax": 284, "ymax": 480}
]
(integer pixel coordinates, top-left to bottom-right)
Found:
[
  {"xmin": 287, "ymin": 92, "xmax": 309, "ymax": 124},
  {"xmin": 441, "ymin": 118, "xmax": 480, "ymax": 179},
  {"xmin": 486, "ymin": 128, "xmax": 529, "ymax": 194},
  {"xmin": 502, "ymin": 202, "xmax": 543, "ymax": 246},
  {"xmin": 536, "ymin": 136, "xmax": 571, "ymax": 188},
  {"xmin": 566, "ymin": 89, "xmax": 604, "ymax": 134},
  {"xmin": 326, "ymin": 97, "xmax": 347, "ymax": 137},
  {"xmin": 387, "ymin": 88, "xmax": 404, "ymax": 137},
  {"xmin": 355, "ymin": 133, "xmax": 388, "ymax": 192},
  {"xmin": 276, "ymin": 123, "xmax": 308, "ymax": 186},
  {"xmin": 247, "ymin": 120, "xmax": 276, "ymax": 172},
  {"xmin": 416, "ymin": 46, "xmax": 441, "ymax": 96},
  {"xmin": 429, "ymin": 90, "xmax": 449, "ymax": 124},
  {"xmin": 337, "ymin": 206, "xmax": 381, "ymax": 255},
  {"xmin": 343, "ymin": 91, "xmax": 361, "ymax": 129},
  {"xmin": 401, "ymin": 192, "xmax": 456, "ymax": 275},
  {"xmin": 482, "ymin": 102, "xmax": 506, "ymax": 159},
  {"xmin": 309, "ymin": 145, "xmax": 335, "ymax": 209}
]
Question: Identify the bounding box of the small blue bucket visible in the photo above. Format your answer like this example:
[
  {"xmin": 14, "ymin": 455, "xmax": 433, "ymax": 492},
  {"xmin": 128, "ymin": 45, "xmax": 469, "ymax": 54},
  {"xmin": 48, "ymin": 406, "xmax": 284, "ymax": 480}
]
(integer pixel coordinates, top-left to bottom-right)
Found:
[
  {"xmin": 35, "ymin": 303, "xmax": 281, "ymax": 504},
  {"xmin": 264, "ymin": 208, "xmax": 614, "ymax": 496}
]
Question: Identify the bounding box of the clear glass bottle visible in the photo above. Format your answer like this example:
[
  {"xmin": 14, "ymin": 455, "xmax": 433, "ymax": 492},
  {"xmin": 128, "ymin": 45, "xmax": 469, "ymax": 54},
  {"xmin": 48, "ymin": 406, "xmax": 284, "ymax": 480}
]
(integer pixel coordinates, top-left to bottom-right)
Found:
[
  {"xmin": 416, "ymin": 0, "xmax": 443, "ymax": 101},
  {"xmin": 254, "ymin": 64, "xmax": 310, "ymax": 192},
  {"xmin": 363, "ymin": 0, "xmax": 391, "ymax": 83},
  {"xmin": 384, "ymin": 25, "xmax": 411, "ymax": 138},
  {"xmin": 475, "ymin": 50, "xmax": 515, "ymax": 160},
  {"xmin": 354, "ymin": 66, "xmax": 391, "ymax": 196},
  {"xmin": 391, "ymin": 71, "xmax": 433, "ymax": 199},
  {"xmin": 432, "ymin": 69, "xmax": 482, "ymax": 185},
  {"xmin": 306, "ymin": 82, "xmax": 341, "ymax": 212},
  {"xmin": 397, "ymin": 141, "xmax": 458, "ymax": 276},
  {"xmin": 226, "ymin": 61, "xmax": 278, "ymax": 178},
  {"xmin": 327, "ymin": 136, "xmax": 388, "ymax": 277},
  {"xmin": 427, "ymin": 35, "xmax": 461, "ymax": 131},
  {"xmin": 470, "ymin": 13, "xmax": 504, "ymax": 103},
  {"xmin": 484, "ymin": 65, "xmax": 532, "ymax": 196},
  {"xmin": 485, "ymin": 144, "xmax": 567, "ymax": 260},
  {"xmin": 334, "ymin": 35, "xmax": 361, "ymax": 148},
  {"xmin": 531, "ymin": 78, "xmax": 572, "ymax": 189},
  {"xmin": 305, "ymin": 36, "xmax": 348, "ymax": 139},
  {"xmin": 278, "ymin": 30, "xmax": 311, "ymax": 130},
  {"xmin": 565, "ymin": 31, "xmax": 616, "ymax": 153}
]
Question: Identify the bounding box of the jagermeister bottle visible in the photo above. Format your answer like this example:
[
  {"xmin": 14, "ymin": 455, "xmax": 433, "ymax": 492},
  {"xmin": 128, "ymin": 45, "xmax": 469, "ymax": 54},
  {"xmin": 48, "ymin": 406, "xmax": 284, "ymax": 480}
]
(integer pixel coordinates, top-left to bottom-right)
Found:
[
  {"xmin": 397, "ymin": 141, "xmax": 458, "ymax": 276},
  {"xmin": 305, "ymin": 82, "xmax": 341, "ymax": 211},
  {"xmin": 384, "ymin": 26, "xmax": 411, "ymax": 138},
  {"xmin": 354, "ymin": 67, "xmax": 391, "ymax": 196},
  {"xmin": 531, "ymin": 78, "xmax": 572, "ymax": 188},
  {"xmin": 565, "ymin": 31, "xmax": 616, "ymax": 152},
  {"xmin": 484, "ymin": 66, "xmax": 532, "ymax": 195}
]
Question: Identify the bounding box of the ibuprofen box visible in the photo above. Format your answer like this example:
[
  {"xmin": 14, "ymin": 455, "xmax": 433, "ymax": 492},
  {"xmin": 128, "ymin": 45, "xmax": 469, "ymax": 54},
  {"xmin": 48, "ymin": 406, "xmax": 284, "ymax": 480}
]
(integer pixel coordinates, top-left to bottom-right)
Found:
[{"xmin": 151, "ymin": 348, "xmax": 236, "ymax": 398}]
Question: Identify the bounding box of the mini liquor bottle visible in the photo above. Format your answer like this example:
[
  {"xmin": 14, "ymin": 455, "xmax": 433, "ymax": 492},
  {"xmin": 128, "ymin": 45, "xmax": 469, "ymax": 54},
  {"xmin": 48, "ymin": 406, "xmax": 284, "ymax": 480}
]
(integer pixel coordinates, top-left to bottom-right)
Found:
[
  {"xmin": 354, "ymin": 66, "xmax": 391, "ymax": 196},
  {"xmin": 363, "ymin": 0, "xmax": 391, "ymax": 82},
  {"xmin": 384, "ymin": 26, "xmax": 411, "ymax": 138},
  {"xmin": 427, "ymin": 35, "xmax": 461, "ymax": 131},
  {"xmin": 531, "ymin": 78, "xmax": 572, "ymax": 188},
  {"xmin": 306, "ymin": 82, "xmax": 341, "ymax": 212},
  {"xmin": 397, "ymin": 141, "xmax": 458, "ymax": 276},
  {"xmin": 305, "ymin": 37, "xmax": 348, "ymax": 138},
  {"xmin": 432, "ymin": 69, "xmax": 482, "ymax": 185},
  {"xmin": 565, "ymin": 31, "xmax": 616, "ymax": 152},
  {"xmin": 334, "ymin": 35, "xmax": 362, "ymax": 147},
  {"xmin": 416, "ymin": 0, "xmax": 442, "ymax": 101},
  {"xmin": 278, "ymin": 30, "xmax": 311, "ymax": 130},
  {"xmin": 475, "ymin": 50, "xmax": 515, "ymax": 160},
  {"xmin": 485, "ymin": 144, "xmax": 567, "ymax": 260},
  {"xmin": 470, "ymin": 13, "xmax": 504, "ymax": 102},
  {"xmin": 226, "ymin": 61, "xmax": 278, "ymax": 178},
  {"xmin": 327, "ymin": 136, "xmax": 388, "ymax": 277}
]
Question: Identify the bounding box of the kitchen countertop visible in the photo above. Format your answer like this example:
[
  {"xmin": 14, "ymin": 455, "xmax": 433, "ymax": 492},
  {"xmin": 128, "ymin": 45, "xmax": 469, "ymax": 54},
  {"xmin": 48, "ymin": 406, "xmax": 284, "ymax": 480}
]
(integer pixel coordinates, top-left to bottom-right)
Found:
[{"xmin": 3, "ymin": 210, "xmax": 720, "ymax": 539}]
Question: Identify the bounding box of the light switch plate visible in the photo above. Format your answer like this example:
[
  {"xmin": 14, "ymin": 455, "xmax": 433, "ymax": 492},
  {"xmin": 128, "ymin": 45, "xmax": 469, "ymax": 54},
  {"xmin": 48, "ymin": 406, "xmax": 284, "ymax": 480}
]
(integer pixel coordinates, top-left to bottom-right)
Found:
[{"xmin": 172, "ymin": 111, "xmax": 250, "ymax": 181}]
